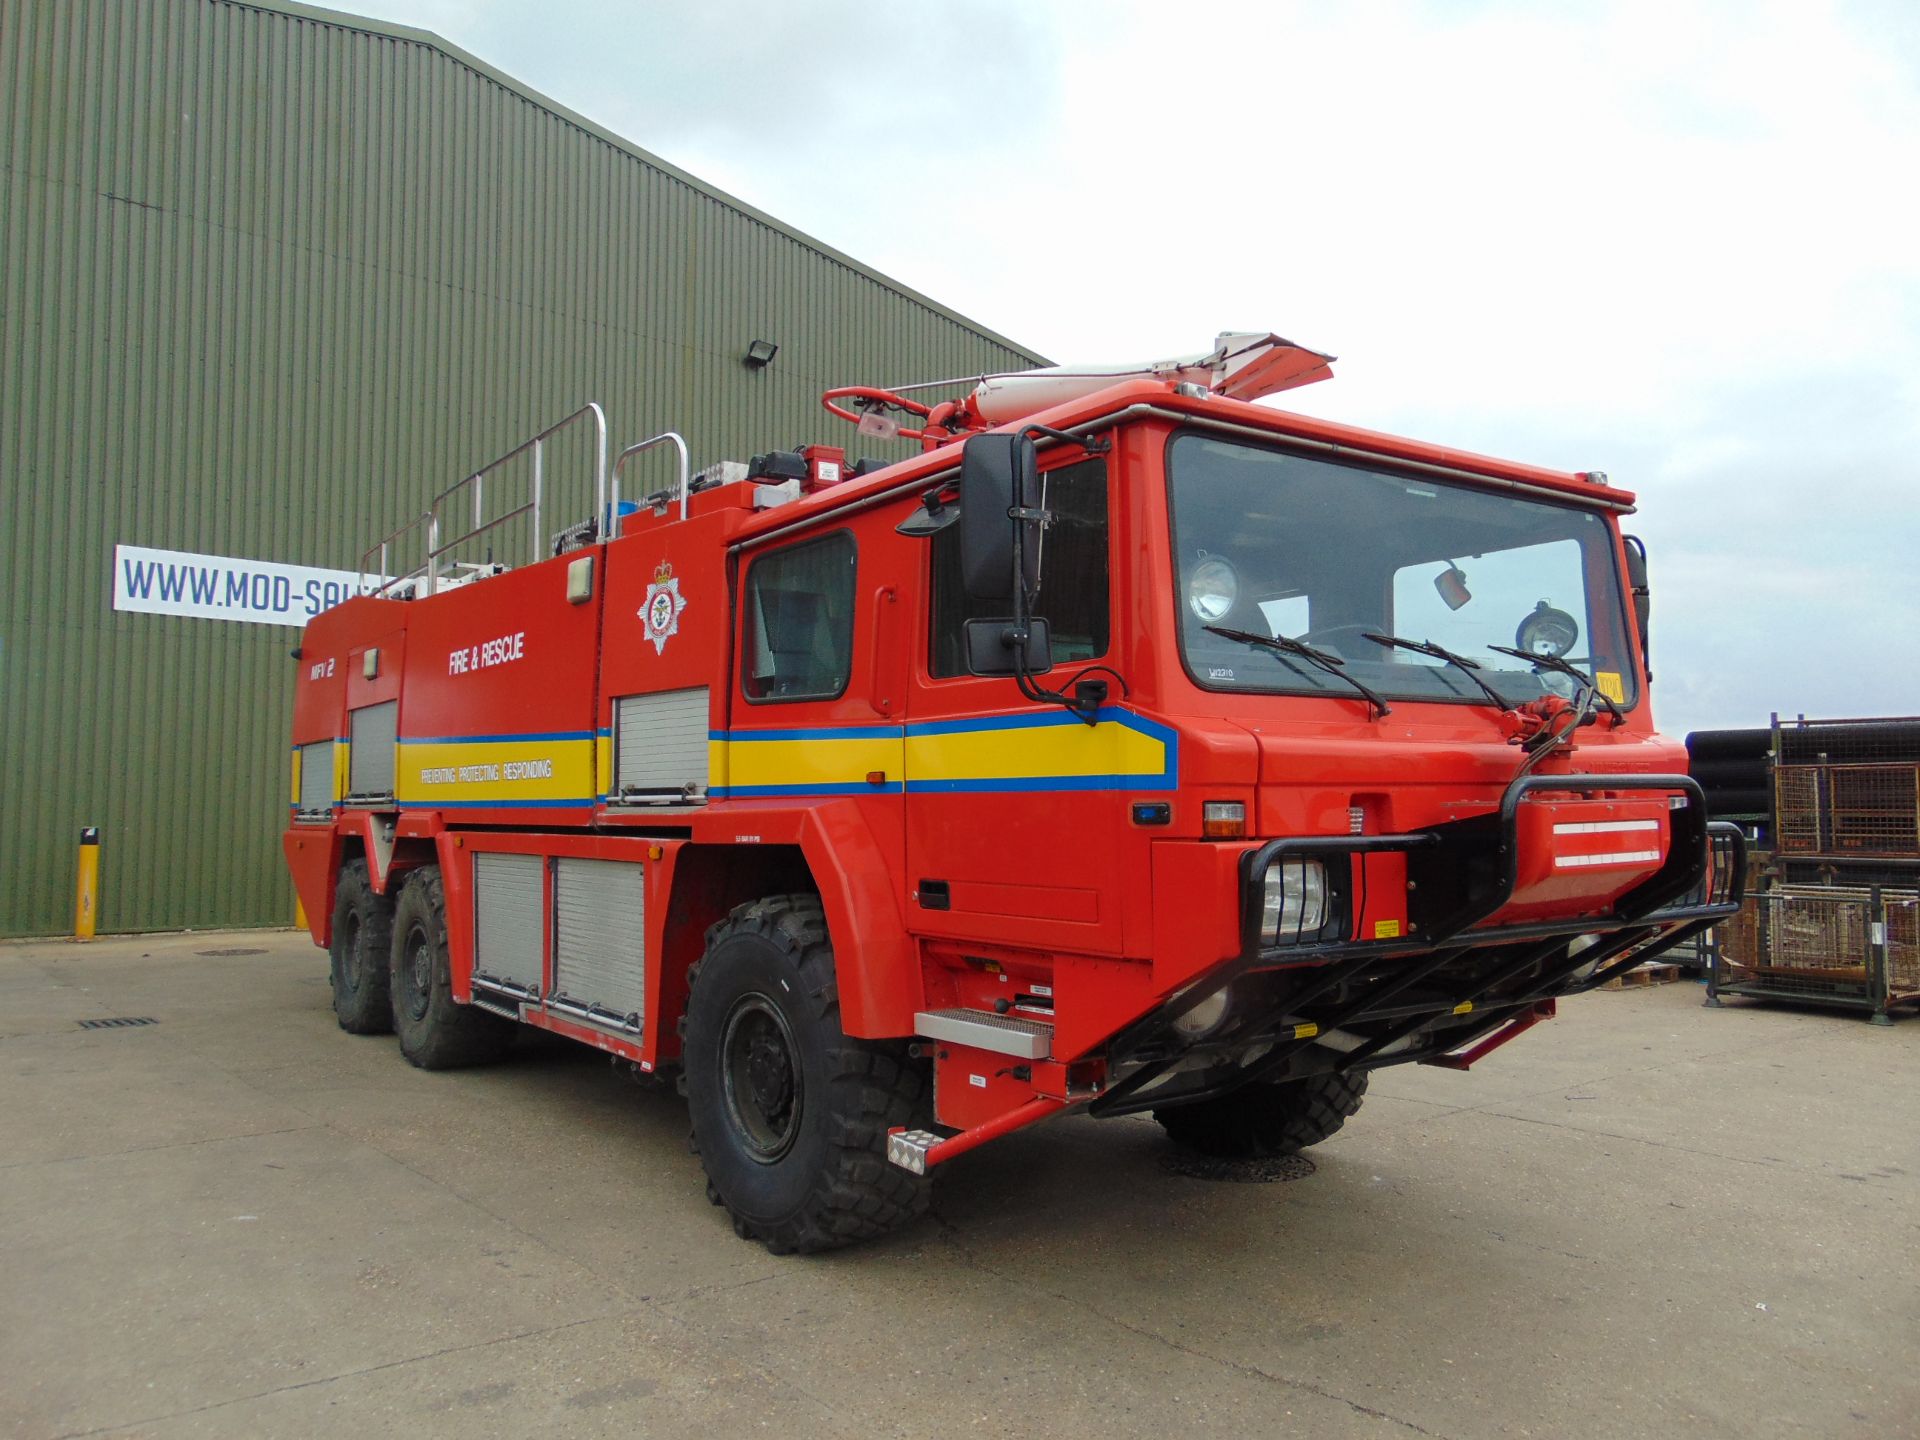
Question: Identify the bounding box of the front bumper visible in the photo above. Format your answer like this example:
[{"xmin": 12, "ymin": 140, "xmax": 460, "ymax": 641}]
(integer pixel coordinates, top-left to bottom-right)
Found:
[{"xmin": 1093, "ymin": 773, "xmax": 1746, "ymax": 1116}]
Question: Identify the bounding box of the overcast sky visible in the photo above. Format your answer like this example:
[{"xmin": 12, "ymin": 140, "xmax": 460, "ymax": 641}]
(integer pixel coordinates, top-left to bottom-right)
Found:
[{"xmin": 346, "ymin": 0, "xmax": 1918, "ymax": 738}]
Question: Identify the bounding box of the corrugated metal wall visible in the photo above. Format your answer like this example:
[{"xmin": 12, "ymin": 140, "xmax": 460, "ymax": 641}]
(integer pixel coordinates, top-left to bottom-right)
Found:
[{"xmin": 0, "ymin": 0, "xmax": 1042, "ymax": 937}]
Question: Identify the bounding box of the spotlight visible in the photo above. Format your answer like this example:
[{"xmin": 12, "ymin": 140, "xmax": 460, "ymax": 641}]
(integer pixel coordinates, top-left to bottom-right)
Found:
[{"xmin": 743, "ymin": 339, "xmax": 778, "ymax": 369}]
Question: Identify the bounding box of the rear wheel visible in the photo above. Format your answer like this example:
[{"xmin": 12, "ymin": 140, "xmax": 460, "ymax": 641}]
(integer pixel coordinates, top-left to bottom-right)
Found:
[
  {"xmin": 328, "ymin": 860, "xmax": 393, "ymax": 1034},
  {"xmin": 682, "ymin": 895, "xmax": 929, "ymax": 1253},
  {"xmin": 389, "ymin": 866, "xmax": 514, "ymax": 1069},
  {"xmin": 1154, "ymin": 1070, "xmax": 1368, "ymax": 1159}
]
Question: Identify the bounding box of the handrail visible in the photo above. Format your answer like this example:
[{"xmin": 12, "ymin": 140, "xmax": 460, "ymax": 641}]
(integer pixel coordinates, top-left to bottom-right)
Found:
[
  {"xmin": 360, "ymin": 511, "xmax": 431, "ymax": 598},
  {"xmin": 358, "ymin": 403, "xmax": 607, "ymax": 599},
  {"xmin": 425, "ymin": 403, "xmax": 607, "ymax": 594},
  {"xmin": 611, "ymin": 431, "xmax": 692, "ymax": 525}
]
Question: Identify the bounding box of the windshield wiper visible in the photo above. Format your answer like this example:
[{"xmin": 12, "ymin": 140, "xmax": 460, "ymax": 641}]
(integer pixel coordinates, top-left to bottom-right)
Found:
[
  {"xmin": 1362, "ymin": 633, "xmax": 1510, "ymax": 709},
  {"xmin": 1204, "ymin": 625, "xmax": 1391, "ymax": 719},
  {"xmin": 1486, "ymin": 645, "xmax": 1626, "ymax": 727}
]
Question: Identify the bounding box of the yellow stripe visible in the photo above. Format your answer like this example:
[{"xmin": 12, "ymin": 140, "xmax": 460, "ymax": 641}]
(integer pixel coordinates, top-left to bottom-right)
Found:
[
  {"xmin": 1289, "ymin": 1021, "xmax": 1320, "ymax": 1040},
  {"xmin": 724, "ymin": 734, "xmax": 905, "ymax": 790},
  {"xmin": 712, "ymin": 714, "xmax": 1173, "ymax": 795},
  {"xmin": 395, "ymin": 737, "xmax": 597, "ymax": 805},
  {"xmin": 1452, "ymin": 1001, "xmax": 1474, "ymax": 1015},
  {"xmin": 290, "ymin": 749, "xmax": 300, "ymax": 806},
  {"xmin": 904, "ymin": 722, "xmax": 1165, "ymax": 784}
]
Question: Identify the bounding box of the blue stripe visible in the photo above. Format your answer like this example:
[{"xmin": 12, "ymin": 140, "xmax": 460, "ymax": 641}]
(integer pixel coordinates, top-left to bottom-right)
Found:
[
  {"xmin": 711, "ymin": 708, "xmax": 1174, "ymax": 744},
  {"xmin": 901, "ymin": 706, "xmax": 1176, "ymax": 741},
  {"xmin": 399, "ymin": 730, "xmax": 597, "ymax": 744},
  {"xmin": 711, "ymin": 781, "xmax": 905, "ymax": 798},
  {"xmin": 904, "ymin": 773, "xmax": 1177, "ymax": 794},
  {"xmin": 717, "ymin": 724, "xmax": 906, "ymax": 743},
  {"xmin": 394, "ymin": 799, "xmax": 596, "ymax": 811},
  {"xmin": 705, "ymin": 774, "xmax": 1175, "ymax": 798}
]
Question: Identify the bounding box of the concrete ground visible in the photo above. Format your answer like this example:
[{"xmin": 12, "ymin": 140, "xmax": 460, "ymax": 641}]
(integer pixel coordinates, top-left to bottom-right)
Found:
[{"xmin": 1, "ymin": 931, "xmax": 1914, "ymax": 1440}]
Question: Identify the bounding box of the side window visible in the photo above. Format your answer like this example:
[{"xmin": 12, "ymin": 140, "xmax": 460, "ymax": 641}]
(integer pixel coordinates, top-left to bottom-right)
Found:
[
  {"xmin": 929, "ymin": 457, "xmax": 1110, "ymax": 677},
  {"xmin": 742, "ymin": 531, "xmax": 857, "ymax": 701}
]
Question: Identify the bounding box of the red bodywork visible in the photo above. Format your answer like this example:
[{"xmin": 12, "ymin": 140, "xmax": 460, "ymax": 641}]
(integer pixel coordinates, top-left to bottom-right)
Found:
[{"xmin": 284, "ymin": 378, "xmax": 1713, "ymax": 1161}]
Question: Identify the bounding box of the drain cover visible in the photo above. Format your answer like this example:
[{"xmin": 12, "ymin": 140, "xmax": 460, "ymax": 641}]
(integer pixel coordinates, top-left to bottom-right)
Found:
[
  {"xmin": 1159, "ymin": 1148, "xmax": 1316, "ymax": 1184},
  {"xmin": 197, "ymin": 947, "xmax": 266, "ymax": 956},
  {"xmin": 78, "ymin": 1017, "xmax": 159, "ymax": 1030}
]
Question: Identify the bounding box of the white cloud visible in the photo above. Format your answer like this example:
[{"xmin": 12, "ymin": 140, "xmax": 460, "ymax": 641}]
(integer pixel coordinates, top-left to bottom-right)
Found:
[{"xmin": 335, "ymin": 0, "xmax": 1920, "ymax": 734}]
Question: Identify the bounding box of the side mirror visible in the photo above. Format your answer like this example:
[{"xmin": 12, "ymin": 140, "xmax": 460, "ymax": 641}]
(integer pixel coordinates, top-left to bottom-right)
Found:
[
  {"xmin": 964, "ymin": 617, "xmax": 1053, "ymax": 676},
  {"xmin": 959, "ymin": 432, "xmax": 1041, "ymax": 601},
  {"xmin": 1623, "ymin": 533, "xmax": 1651, "ymax": 676}
]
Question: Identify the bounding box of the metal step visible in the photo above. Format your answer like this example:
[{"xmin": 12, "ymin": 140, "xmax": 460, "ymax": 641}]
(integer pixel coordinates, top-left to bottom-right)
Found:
[
  {"xmin": 887, "ymin": 1128, "xmax": 943, "ymax": 1175},
  {"xmin": 915, "ymin": 1007, "xmax": 1052, "ymax": 1060}
]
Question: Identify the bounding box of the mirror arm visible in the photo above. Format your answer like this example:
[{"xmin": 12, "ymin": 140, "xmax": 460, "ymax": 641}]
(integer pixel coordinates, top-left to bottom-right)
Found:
[
  {"xmin": 1003, "ymin": 500, "xmax": 1104, "ymax": 724},
  {"xmin": 1019, "ymin": 423, "xmax": 1111, "ymax": 455},
  {"xmin": 1008, "ymin": 424, "xmax": 1118, "ymax": 724}
]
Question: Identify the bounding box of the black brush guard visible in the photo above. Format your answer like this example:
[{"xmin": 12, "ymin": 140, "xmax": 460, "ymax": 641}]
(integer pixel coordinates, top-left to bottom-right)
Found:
[{"xmin": 1091, "ymin": 774, "xmax": 1747, "ymax": 1117}]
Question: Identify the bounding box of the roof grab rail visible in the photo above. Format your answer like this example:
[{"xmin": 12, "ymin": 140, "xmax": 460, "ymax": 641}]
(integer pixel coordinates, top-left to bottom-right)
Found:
[
  {"xmin": 360, "ymin": 511, "xmax": 431, "ymax": 598},
  {"xmin": 356, "ymin": 403, "xmax": 608, "ymax": 599},
  {"xmin": 611, "ymin": 431, "xmax": 692, "ymax": 528}
]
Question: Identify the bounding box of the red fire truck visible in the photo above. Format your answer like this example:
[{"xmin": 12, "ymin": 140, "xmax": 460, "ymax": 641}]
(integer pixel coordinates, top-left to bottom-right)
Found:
[{"xmin": 284, "ymin": 333, "xmax": 1743, "ymax": 1252}]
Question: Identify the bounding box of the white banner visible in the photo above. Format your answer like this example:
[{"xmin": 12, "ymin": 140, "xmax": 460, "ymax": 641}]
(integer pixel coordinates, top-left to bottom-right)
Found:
[{"xmin": 112, "ymin": 544, "xmax": 381, "ymax": 628}]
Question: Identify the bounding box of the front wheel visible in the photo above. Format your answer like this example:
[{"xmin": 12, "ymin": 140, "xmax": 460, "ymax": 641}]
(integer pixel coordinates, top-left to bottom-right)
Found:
[
  {"xmin": 389, "ymin": 866, "xmax": 514, "ymax": 1070},
  {"xmin": 1154, "ymin": 1070, "xmax": 1368, "ymax": 1159},
  {"xmin": 682, "ymin": 895, "xmax": 928, "ymax": 1253}
]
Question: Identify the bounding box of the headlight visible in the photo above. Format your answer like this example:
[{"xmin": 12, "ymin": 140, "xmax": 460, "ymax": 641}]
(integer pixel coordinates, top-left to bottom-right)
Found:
[
  {"xmin": 1170, "ymin": 987, "xmax": 1232, "ymax": 1039},
  {"xmin": 1187, "ymin": 555, "xmax": 1239, "ymax": 621},
  {"xmin": 1261, "ymin": 860, "xmax": 1328, "ymax": 942},
  {"xmin": 1515, "ymin": 600, "xmax": 1579, "ymax": 659}
]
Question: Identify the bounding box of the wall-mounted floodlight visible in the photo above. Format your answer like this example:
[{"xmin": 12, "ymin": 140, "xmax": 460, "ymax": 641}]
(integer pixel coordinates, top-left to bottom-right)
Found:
[{"xmin": 744, "ymin": 339, "xmax": 778, "ymax": 369}]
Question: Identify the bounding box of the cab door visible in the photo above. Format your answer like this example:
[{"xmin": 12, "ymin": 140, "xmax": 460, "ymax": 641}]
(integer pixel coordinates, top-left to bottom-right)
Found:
[
  {"xmin": 721, "ymin": 522, "xmax": 911, "ymax": 890},
  {"xmin": 902, "ymin": 455, "xmax": 1160, "ymax": 958}
]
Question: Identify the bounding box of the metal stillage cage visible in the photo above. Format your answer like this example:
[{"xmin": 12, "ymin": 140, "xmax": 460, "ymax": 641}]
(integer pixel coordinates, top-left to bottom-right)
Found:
[
  {"xmin": 1711, "ymin": 717, "xmax": 1920, "ymax": 1024},
  {"xmin": 1710, "ymin": 883, "xmax": 1920, "ymax": 1023}
]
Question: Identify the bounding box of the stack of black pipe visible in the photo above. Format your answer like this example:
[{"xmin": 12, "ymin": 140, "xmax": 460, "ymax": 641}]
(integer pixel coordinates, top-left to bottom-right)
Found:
[{"xmin": 1686, "ymin": 728, "xmax": 1772, "ymax": 829}]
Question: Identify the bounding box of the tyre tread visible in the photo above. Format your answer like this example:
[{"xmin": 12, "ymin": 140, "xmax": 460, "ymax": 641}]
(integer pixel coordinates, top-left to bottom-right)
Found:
[
  {"xmin": 391, "ymin": 867, "xmax": 514, "ymax": 1070},
  {"xmin": 329, "ymin": 859, "xmax": 394, "ymax": 1034},
  {"xmin": 687, "ymin": 894, "xmax": 928, "ymax": 1254},
  {"xmin": 1155, "ymin": 1070, "xmax": 1368, "ymax": 1159}
]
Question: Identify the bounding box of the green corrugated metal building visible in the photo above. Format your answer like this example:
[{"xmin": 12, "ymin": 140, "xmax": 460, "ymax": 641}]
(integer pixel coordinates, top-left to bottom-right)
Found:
[{"xmin": 0, "ymin": 0, "xmax": 1042, "ymax": 937}]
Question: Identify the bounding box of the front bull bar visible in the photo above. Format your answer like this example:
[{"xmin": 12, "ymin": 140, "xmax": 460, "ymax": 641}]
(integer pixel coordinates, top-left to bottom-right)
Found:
[{"xmin": 1090, "ymin": 773, "xmax": 1746, "ymax": 1117}]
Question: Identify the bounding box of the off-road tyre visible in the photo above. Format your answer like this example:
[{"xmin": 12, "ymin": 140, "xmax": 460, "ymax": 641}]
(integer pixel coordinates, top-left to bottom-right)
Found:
[
  {"xmin": 682, "ymin": 895, "xmax": 929, "ymax": 1254},
  {"xmin": 1154, "ymin": 1070, "xmax": 1368, "ymax": 1159},
  {"xmin": 329, "ymin": 859, "xmax": 394, "ymax": 1034},
  {"xmin": 389, "ymin": 866, "xmax": 514, "ymax": 1070}
]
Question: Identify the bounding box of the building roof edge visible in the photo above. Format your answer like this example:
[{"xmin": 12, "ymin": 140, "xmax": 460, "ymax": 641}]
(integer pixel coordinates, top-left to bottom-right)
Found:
[{"xmin": 216, "ymin": 0, "xmax": 1052, "ymax": 368}]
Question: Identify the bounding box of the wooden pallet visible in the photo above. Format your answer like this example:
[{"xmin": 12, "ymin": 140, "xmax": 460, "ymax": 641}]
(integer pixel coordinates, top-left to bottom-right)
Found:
[{"xmin": 1599, "ymin": 962, "xmax": 1688, "ymax": 990}]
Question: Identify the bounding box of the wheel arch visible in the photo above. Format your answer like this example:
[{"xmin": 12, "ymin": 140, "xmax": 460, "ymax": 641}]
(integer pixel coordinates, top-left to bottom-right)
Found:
[
  {"xmin": 796, "ymin": 802, "xmax": 918, "ymax": 1039},
  {"xmin": 660, "ymin": 801, "xmax": 919, "ymax": 1052},
  {"xmin": 655, "ymin": 843, "xmax": 813, "ymax": 1067}
]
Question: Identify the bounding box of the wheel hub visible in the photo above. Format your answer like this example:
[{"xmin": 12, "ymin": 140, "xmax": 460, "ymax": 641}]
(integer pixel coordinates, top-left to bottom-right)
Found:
[
  {"xmin": 404, "ymin": 926, "xmax": 432, "ymax": 1021},
  {"xmin": 721, "ymin": 995, "xmax": 802, "ymax": 1163},
  {"xmin": 339, "ymin": 911, "xmax": 362, "ymax": 984}
]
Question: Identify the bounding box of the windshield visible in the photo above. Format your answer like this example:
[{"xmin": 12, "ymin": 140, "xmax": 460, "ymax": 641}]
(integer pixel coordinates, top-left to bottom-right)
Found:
[{"xmin": 1168, "ymin": 434, "xmax": 1637, "ymax": 708}]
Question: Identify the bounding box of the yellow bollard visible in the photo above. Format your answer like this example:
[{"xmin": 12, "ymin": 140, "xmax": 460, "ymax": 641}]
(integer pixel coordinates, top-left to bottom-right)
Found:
[{"xmin": 74, "ymin": 827, "xmax": 100, "ymax": 941}]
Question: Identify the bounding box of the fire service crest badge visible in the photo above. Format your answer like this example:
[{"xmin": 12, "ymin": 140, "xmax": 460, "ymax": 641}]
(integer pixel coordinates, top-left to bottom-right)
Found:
[{"xmin": 641, "ymin": 561, "xmax": 686, "ymax": 655}]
